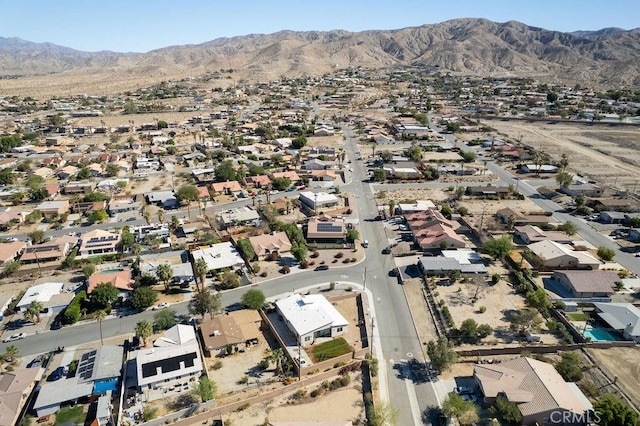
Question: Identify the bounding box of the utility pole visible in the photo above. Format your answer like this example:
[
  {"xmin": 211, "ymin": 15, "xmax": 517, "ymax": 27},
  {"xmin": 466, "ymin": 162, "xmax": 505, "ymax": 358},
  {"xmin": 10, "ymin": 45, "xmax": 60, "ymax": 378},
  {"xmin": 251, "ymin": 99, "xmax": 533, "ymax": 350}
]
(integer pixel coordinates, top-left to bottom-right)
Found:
[
  {"xmin": 298, "ymin": 341, "xmax": 302, "ymax": 381},
  {"xmin": 370, "ymin": 316, "xmax": 375, "ymax": 357},
  {"xmin": 479, "ymin": 204, "xmax": 487, "ymax": 233}
]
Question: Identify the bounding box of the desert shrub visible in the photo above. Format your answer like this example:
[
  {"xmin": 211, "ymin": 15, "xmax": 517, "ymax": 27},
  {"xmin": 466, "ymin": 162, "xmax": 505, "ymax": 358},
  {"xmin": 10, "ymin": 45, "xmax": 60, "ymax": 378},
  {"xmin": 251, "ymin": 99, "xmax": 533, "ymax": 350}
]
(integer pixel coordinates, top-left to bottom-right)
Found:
[
  {"xmin": 213, "ymin": 360, "xmax": 223, "ymax": 370},
  {"xmin": 478, "ymin": 306, "xmax": 487, "ymax": 313},
  {"xmin": 335, "ymin": 252, "xmax": 344, "ymax": 259},
  {"xmin": 340, "ymin": 374, "xmax": 350, "ymax": 387},
  {"xmin": 260, "ymin": 271, "xmax": 268, "ymax": 277}
]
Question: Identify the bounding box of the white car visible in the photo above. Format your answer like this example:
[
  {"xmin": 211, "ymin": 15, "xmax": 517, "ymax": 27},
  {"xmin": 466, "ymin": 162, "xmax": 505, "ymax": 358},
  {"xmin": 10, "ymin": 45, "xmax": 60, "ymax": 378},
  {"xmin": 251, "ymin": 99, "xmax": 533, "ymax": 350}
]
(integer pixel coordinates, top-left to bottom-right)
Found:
[
  {"xmin": 152, "ymin": 303, "xmax": 169, "ymax": 311},
  {"xmin": 269, "ymin": 190, "xmax": 279, "ymax": 195},
  {"xmin": 3, "ymin": 332, "xmax": 26, "ymax": 343}
]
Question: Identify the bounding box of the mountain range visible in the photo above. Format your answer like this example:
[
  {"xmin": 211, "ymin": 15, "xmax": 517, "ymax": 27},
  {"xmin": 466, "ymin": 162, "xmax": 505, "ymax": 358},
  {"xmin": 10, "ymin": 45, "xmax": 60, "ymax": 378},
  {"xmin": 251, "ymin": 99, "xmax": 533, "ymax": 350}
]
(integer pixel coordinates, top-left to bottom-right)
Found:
[{"xmin": 1, "ymin": 18, "xmax": 639, "ymax": 89}]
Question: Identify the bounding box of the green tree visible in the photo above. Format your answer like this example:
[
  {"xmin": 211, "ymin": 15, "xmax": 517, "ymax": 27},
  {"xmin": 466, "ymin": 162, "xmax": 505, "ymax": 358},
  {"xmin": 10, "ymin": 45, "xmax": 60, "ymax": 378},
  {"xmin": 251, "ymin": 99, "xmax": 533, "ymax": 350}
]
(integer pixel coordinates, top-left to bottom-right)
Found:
[
  {"xmin": 95, "ymin": 309, "xmax": 106, "ymax": 346},
  {"xmin": 2, "ymin": 261, "xmax": 20, "ymax": 277},
  {"xmin": 120, "ymin": 227, "xmax": 135, "ymax": 252},
  {"xmin": 594, "ymin": 393, "xmax": 639, "ymax": 426},
  {"xmin": 105, "ymin": 163, "xmax": 119, "ymax": 177},
  {"xmin": 555, "ymin": 351, "xmax": 583, "ymax": 381},
  {"xmin": 131, "ymin": 286, "xmax": 158, "ymax": 311},
  {"xmin": 555, "ymin": 171, "xmax": 574, "ymax": 188},
  {"xmin": 483, "ymin": 235, "xmax": 514, "ymax": 260},
  {"xmin": 557, "ymin": 221, "xmax": 577, "ymax": 236},
  {"xmin": 76, "ymin": 167, "xmax": 91, "ymax": 180},
  {"xmin": 404, "ymin": 146, "xmax": 423, "ymax": 162},
  {"xmin": 82, "ymin": 264, "xmax": 96, "ymax": 278},
  {"xmin": 28, "ymin": 230, "xmax": 45, "ymax": 244},
  {"xmin": 219, "ymin": 270, "xmax": 240, "ymax": 289},
  {"xmin": 214, "ymin": 160, "xmax": 236, "ymax": 182},
  {"xmin": 372, "ymin": 169, "xmax": 386, "ymax": 182},
  {"xmin": 266, "ymin": 348, "xmax": 286, "ymax": 376},
  {"xmin": 30, "ymin": 188, "xmax": 49, "ymax": 201},
  {"xmin": 426, "ymin": 336, "xmax": 457, "ymax": 374},
  {"xmin": 0, "ymin": 168, "xmax": 16, "ymax": 185},
  {"xmin": 25, "ymin": 300, "xmax": 44, "ymax": 324},
  {"xmin": 134, "ymin": 320, "xmax": 153, "ymax": 346},
  {"xmin": 459, "ymin": 150, "xmax": 476, "ymax": 163},
  {"xmin": 440, "ymin": 203, "xmax": 452, "ymax": 218},
  {"xmin": 235, "ymin": 238, "xmax": 256, "ymax": 261},
  {"xmin": 3, "ymin": 345, "xmax": 19, "ymax": 363},
  {"xmin": 458, "ymin": 318, "xmax": 478, "ymax": 341},
  {"xmin": 442, "ymin": 393, "xmax": 479, "ymax": 425},
  {"xmin": 290, "ymin": 241, "xmax": 307, "ymax": 264},
  {"xmin": 597, "ymin": 246, "xmax": 615, "ymax": 262},
  {"xmin": 241, "ymin": 289, "xmax": 266, "ymax": 310},
  {"xmin": 90, "ymin": 283, "xmax": 119, "ymax": 309},
  {"xmin": 488, "ymin": 395, "xmax": 523, "ymax": 425},
  {"xmin": 271, "ymin": 177, "xmax": 291, "ymax": 191},
  {"xmin": 559, "ymin": 153, "xmax": 569, "ymax": 172},
  {"xmin": 87, "ymin": 210, "xmax": 108, "ymax": 224},
  {"xmin": 188, "ymin": 288, "xmax": 221, "ymax": 319},
  {"xmin": 153, "ymin": 309, "xmax": 177, "ymax": 330},
  {"xmin": 26, "ymin": 175, "xmax": 45, "ymax": 191},
  {"xmin": 194, "ymin": 258, "xmax": 208, "ymax": 291},
  {"xmin": 369, "ymin": 401, "xmax": 400, "ymax": 426},
  {"xmin": 155, "ymin": 263, "xmax": 174, "ymax": 293},
  {"xmin": 291, "ymin": 136, "xmax": 307, "ymax": 149},
  {"xmin": 192, "ymin": 377, "xmax": 217, "ymax": 402},
  {"xmin": 526, "ymin": 288, "xmax": 552, "ymax": 314},
  {"xmin": 508, "ymin": 308, "xmax": 543, "ymax": 334},
  {"xmin": 176, "ymin": 185, "xmax": 200, "ymax": 217},
  {"xmin": 345, "ymin": 229, "xmax": 359, "ymax": 243}
]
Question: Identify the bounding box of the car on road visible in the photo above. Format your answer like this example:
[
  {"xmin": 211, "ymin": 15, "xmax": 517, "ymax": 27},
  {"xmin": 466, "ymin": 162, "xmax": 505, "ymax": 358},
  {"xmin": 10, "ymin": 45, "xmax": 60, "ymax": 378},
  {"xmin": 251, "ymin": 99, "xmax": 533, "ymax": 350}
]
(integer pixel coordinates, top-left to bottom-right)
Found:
[
  {"xmin": 362, "ymin": 240, "xmax": 369, "ymax": 248},
  {"xmin": 269, "ymin": 190, "xmax": 279, "ymax": 195},
  {"xmin": 152, "ymin": 303, "xmax": 169, "ymax": 310},
  {"xmin": 3, "ymin": 332, "xmax": 26, "ymax": 343},
  {"xmin": 314, "ymin": 265, "xmax": 329, "ymax": 271},
  {"xmin": 635, "ymin": 252, "xmax": 640, "ymax": 257},
  {"xmin": 285, "ymin": 187, "xmax": 295, "ymax": 192},
  {"xmin": 381, "ymin": 247, "xmax": 391, "ymax": 254}
]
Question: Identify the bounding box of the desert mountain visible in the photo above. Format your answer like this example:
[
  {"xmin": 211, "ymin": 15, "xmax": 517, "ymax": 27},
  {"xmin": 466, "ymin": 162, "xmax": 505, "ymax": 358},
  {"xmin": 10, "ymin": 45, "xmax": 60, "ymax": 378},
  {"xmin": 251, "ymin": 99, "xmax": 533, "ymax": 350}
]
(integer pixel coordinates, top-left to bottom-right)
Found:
[{"xmin": 1, "ymin": 18, "xmax": 639, "ymax": 89}]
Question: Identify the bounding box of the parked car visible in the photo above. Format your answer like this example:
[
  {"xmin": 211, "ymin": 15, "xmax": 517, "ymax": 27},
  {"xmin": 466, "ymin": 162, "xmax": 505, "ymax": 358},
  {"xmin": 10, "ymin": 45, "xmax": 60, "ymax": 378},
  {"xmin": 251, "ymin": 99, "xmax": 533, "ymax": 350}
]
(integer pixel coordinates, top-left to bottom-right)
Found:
[
  {"xmin": 454, "ymin": 386, "xmax": 473, "ymax": 395},
  {"xmin": 461, "ymin": 394, "xmax": 477, "ymax": 402},
  {"xmin": 314, "ymin": 265, "xmax": 329, "ymax": 271},
  {"xmin": 3, "ymin": 332, "xmax": 26, "ymax": 343},
  {"xmin": 27, "ymin": 355, "xmax": 45, "ymax": 369},
  {"xmin": 362, "ymin": 240, "xmax": 369, "ymax": 248},
  {"xmin": 47, "ymin": 366, "xmax": 66, "ymax": 381},
  {"xmin": 382, "ymin": 247, "xmax": 391, "ymax": 254},
  {"xmin": 269, "ymin": 190, "xmax": 279, "ymax": 195}
]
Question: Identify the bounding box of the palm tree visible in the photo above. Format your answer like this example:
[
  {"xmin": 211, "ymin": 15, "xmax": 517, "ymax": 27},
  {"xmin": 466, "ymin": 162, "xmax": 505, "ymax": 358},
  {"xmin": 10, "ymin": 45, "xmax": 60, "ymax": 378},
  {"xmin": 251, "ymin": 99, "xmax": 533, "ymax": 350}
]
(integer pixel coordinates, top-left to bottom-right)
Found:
[
  {"xmin": 95, "ymin": 310, "xmax": 106, "ymax": 346},
  {"xmin": 26, "ymin": 300, "xmax": 44, "ymax": 324},
  {"xmin": 157, "ymin": 210, "xmax": 165, "ymax": 224},
  {"xmin": 194, "ymin": 258, "xmax": 208, "ymax": 292},
  {"xmin": 560, "ymin": 153, "xmax": 569, "ymax": 173},
  {"xmin": 156, "ymin": 263, "xmax": 174, "ymax": 293},
  {"xmin": 388, "ymin": 200, "xmax": 396, "ymax": 218},
  {"xmin": 135, "ymin": 320, "xmax": 153, "ymax": 347},
  {"xmin": 4, "ymin": 345, "xmax": 19, "ymax": 365},
  {"xmin": 370, "ymin": 142, "xmax": 378, "ymax": 158},
  {"xmin": 143, "ymin": 211, "xmax": 151, "ymax": 225},
  {"xmin": 265, "ymin": 348, "xmax": 286, "ymax": 376}
]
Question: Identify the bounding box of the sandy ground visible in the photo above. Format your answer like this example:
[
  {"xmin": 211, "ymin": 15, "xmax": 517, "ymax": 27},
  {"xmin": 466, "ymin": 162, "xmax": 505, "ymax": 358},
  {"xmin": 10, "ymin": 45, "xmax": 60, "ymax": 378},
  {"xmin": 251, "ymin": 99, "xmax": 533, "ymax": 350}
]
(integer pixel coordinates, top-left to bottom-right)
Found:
[
  {"xmin": 221, "ymin": 386, "xmax": 364, "ymax": 426},
  {"xmin": 481, "ymin": 119, "xmax": 640, "ymax": 192},
  {"xmin": 402, "ymin": 278, "xmax": 438, "ymax": 356},
  {"xmin": 586, "ymin": 346, "xmax": 640, "ymax": 409}
]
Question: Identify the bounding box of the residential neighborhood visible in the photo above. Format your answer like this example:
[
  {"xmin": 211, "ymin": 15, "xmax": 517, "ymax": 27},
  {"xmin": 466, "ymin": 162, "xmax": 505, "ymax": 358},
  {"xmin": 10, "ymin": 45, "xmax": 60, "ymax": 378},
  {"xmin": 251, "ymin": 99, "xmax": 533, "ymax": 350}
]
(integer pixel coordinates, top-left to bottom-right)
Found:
[{"xmin": 0, "ymin": 64, "xmax": 638, "ymax": 426}]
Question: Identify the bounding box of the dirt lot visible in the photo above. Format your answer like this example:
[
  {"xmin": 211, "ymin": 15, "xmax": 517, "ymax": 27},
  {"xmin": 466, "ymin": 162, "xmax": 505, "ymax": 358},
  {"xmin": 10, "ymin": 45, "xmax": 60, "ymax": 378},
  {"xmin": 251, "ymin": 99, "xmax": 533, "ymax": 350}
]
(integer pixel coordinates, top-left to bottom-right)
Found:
[
  {"xmin": 481, "ymin": 119, "xmax": 640, "ymax": 192},
  {"xmin": 586, "ymin": 346, "xmax": 640, "ymax": 409},
  {"xmin": 434, "ymin": 278, "xmax": 560, "ymax": 346},
  {"xmin": 305, "ymin": 134, "xmax": 345, "ymax": 149}
]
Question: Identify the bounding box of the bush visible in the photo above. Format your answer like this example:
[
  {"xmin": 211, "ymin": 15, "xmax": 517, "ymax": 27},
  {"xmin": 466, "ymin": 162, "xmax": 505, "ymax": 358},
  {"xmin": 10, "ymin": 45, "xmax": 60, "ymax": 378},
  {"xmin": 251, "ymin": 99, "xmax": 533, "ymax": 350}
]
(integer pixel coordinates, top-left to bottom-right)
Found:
[
  {"xmin": 335, "ymin": 252, "xmax": 344, "ymax": 259},
  {"xmin": 260, "ymin": 271, "xmax": 268, "ymax": 277},
  {"xmin": 339, "ymin": 374, "xmax": 350, "ymax": 387},
  {"xmin": 213, "ymin": 360, "xmax": 223, "ymax": 370},
  {"xmin": 238, "ymin": 375, "xmax": 249, "ymax": 385},
  {"xmin": 330, "ymin": 282, "xmax": 336, "ymax": 290},
  {"xmin": 292, "ymin": 389, "xmax": 306, "ymax": 400},
  {"xmin": 342, "ymin": 258, "xmax": 351, "ymax": 263},
  {"xmin": 280, "ymin": 266, "xmax": 291, "ymax": 274},
  {"xmin": 478, "ymin": 306, "xmax": 487, "ymax": 313}
]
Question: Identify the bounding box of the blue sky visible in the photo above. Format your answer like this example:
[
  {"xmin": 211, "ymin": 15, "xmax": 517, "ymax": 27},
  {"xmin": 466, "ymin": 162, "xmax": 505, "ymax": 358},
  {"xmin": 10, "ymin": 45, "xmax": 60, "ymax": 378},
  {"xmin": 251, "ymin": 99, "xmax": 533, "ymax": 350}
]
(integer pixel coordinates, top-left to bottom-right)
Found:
[{"xmin": 4, "ymin": 0, "xmax": 639, "ymax": 52}]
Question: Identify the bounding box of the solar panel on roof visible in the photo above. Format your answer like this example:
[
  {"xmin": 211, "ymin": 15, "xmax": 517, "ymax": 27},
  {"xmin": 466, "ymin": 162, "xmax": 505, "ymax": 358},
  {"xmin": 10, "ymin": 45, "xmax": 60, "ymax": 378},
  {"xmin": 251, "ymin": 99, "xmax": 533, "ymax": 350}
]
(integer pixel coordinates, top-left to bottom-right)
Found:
[
  {"xmin": 141, "ymin": 352, "xmax": 198, "ymax": 378},
  {"xmin": 316, "ymin": 223, "xmax": 342, "ymax": 233}
]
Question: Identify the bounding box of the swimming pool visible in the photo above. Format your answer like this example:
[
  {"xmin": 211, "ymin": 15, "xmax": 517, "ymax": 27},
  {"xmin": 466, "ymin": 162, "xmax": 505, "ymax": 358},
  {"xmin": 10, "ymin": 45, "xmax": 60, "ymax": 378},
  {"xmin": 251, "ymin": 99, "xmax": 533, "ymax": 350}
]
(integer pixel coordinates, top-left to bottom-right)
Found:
[
  {"xmin": 583, "ymin": 328, "xmax": 622, "ymax": 342},
  {"xmin": 100, "ymin": 268, "xmax": 124, "ymax": 274}
]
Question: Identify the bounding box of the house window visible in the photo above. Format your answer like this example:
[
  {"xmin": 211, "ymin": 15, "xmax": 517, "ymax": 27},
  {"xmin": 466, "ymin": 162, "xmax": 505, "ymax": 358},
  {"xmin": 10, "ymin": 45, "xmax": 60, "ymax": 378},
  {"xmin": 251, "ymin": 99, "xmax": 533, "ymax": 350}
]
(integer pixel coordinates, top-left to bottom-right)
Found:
[
  {"xmin": 305, "ymin": 336, "xmax": 311, "ymax": 342},
  {"xmin": 336, "ymin": 327, "xmax": 343, "ymax": 332}
]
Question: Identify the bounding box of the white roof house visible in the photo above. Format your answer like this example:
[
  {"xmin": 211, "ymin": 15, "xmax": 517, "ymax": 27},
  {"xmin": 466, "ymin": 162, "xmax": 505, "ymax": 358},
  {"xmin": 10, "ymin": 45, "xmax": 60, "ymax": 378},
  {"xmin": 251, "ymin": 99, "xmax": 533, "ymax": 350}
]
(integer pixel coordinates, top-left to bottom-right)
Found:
[
  {"xmin": 17, "ymin": 282, "xmax": 64, "ymax": 311},
  {"xmin": 593, "ymin": 303, "xmax": 640, "ymax": 343},
  {"xmin": 299, "ymin": 191, "xmax": 340, "ymax": 210},
  {"xmin": 191, "ymin": 242, "xmax": 245, "ymax": 272},
  {"xmin": 275, "ymin": 294, "xmax": 348, "ymax": 345},
  {"xmin": 442, "ymin": 249, "xmax": 483, "ymax": 264},
  {"xmin": 397, "ymin": 200, "xmax": 436, "ymax": 213},
  {"xmin": 135, "ymin": 324, "xmax": 203, "ymax": 389},
  {"xmin": 527, "ymin": 240, "xmax": 601, "ymax": 269}
]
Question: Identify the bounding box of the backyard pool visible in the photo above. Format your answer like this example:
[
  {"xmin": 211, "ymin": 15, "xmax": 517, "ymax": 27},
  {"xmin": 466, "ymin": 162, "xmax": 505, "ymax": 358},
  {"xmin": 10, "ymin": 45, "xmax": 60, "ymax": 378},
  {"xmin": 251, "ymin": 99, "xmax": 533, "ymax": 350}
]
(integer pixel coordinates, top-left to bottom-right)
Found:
[
  {"xmin": 583, "ymin": 328, "xmax": 622, "ymax": 342},
  {"xmin": 100, "ymin": 268, "xmax": 124, "ymax": 274}
]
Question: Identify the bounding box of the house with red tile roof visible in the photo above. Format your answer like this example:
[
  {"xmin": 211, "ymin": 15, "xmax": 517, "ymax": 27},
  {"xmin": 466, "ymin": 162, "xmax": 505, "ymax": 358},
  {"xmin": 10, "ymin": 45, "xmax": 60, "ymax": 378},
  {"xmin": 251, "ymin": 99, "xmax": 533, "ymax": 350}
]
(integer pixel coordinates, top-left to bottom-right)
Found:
[
  {"xmin": 414, "ymin": 223, "xmax": 466, "ymax": 250},
  {"xmin": 87, "ymin": 269, "xmax": 135, "ymax": 296}
]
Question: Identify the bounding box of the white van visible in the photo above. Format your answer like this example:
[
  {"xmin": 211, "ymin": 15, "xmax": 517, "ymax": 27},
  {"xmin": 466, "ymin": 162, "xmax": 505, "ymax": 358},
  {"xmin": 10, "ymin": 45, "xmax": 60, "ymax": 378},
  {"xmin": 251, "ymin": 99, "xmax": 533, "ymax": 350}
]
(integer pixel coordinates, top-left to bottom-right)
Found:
[{"xmin": 362, "ymin": 240, "xmax": 369, "ymax": 248}]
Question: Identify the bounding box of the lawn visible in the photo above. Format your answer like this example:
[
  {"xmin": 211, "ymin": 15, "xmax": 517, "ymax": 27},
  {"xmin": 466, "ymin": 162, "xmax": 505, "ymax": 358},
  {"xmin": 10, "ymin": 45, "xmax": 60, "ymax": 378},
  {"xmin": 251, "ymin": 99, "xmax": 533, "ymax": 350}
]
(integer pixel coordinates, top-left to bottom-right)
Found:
[
  {"xmin": 311, "ymin": 337, "xmax": 352, "ymax": 362},
  {"xmin": 55, "ymin": 406, "xmax": 86, "ymax": 425},
  {"xmin": 567, "ymin": 312, "xmax": 589, "ymax": 321}
]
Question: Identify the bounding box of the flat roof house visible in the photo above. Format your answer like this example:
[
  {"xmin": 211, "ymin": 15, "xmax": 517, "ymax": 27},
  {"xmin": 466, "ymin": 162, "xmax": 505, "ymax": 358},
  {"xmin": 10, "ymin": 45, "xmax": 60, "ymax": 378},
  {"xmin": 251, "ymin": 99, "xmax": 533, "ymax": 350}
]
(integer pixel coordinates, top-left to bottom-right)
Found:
[
  {"xmin": 35, "ymin": 200, "xmax": 70, "ymax": 216},
  {"xmin": 191, "ymin": 242, "xmax": 245, "ymax": 273},
  {"xmin": 16, "ymin": 282, "xmax": 72, "ymax": 317},
  {"xmin": 78, "ymin": 229, "xmax": 121, "ymax": 258},
  {"xmin": 553, "ymin": 270, "xmax": 618, "ymax": 298},
  {"xmin": 299, "ymin": 191, "xmax": 340, "ymax": 211},
  {"xmin": 275, "ymin": 294, "xmax": 348, "ymax": 345},
  {"xmin": 593, "ymin": 302, "xmax": 640, "ymax": 343},
  {"xmin": 146, "ymin": 191, "xmax": 178, "ymax": 209},
  {"xmin": 218, "ymin": 207, "xmax": 260, "ymax": 228},
  {"xmin": 135, "ymin": 324, "xmax": 203, "ymax": 392},
  {"xmin": 474, "ymin": 357, "xmax": 592, "ymax": 426}
]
